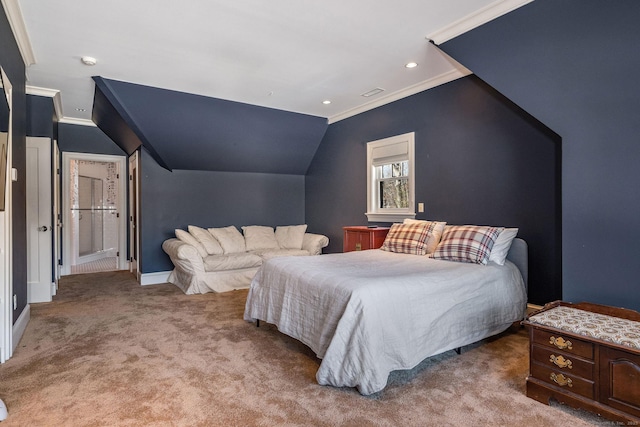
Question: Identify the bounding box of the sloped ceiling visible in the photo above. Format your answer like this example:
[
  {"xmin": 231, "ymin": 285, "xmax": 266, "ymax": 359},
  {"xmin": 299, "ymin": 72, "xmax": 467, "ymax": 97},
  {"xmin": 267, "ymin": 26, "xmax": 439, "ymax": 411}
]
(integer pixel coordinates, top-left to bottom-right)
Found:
[{"xmin": 92, "ymin": 77, "xmax": 328, "ymax": 174}]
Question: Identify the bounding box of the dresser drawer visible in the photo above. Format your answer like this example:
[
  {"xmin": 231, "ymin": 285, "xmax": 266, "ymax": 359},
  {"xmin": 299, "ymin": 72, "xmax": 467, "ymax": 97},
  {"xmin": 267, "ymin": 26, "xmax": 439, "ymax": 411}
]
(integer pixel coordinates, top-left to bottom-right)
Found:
[
  {"xmin": 532, "ymin": 328, "xmax": 594, "ymax": 359},
  {"xmin": 531, "ymin": 345, "xmax": 594, "ymax": 380},
  {"xmin": 531, "ymin": 362, "xmax": 595, "ymax": 400}
]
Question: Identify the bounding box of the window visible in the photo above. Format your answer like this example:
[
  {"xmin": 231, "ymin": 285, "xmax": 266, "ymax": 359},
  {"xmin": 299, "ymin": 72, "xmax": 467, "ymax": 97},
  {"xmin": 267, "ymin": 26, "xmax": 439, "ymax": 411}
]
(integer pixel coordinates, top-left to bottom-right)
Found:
[{"xmin": 366, "ymin": 132, "xmax": 415, "ymax": 222}]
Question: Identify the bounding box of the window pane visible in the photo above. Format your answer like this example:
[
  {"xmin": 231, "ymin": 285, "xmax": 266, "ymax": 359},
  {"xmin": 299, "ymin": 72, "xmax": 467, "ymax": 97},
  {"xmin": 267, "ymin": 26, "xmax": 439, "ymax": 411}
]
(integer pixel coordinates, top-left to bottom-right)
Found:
[
  {"xmin": 381, "ymin": 164, "xmax": 392, "ymax": 178},
  {"xmin": 379, "ymin": 178, "xmax": 409, "ymax": 208}
]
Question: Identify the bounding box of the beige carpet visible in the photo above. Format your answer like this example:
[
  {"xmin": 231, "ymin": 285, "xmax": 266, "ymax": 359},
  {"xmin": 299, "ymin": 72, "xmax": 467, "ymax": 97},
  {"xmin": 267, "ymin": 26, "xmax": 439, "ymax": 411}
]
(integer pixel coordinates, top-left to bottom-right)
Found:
[{"xmin": 0, "ymin": 271, "xmax": 606, "ymax": 426}]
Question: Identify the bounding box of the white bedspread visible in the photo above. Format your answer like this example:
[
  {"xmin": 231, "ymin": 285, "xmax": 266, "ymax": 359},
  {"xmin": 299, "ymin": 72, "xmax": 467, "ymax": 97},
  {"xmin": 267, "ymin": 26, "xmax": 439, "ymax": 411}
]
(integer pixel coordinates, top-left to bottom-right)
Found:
[{"xmin": 243, "ymin": 249, "xmax": 526, "ymax": 395}]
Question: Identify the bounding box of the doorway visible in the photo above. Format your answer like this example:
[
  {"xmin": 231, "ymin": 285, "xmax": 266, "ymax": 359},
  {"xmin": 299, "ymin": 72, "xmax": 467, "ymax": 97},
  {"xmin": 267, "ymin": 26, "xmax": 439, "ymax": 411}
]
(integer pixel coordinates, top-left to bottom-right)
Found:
[{"xmin": 61, "ymin": 153, "xmax": 127, "ymax": 275}]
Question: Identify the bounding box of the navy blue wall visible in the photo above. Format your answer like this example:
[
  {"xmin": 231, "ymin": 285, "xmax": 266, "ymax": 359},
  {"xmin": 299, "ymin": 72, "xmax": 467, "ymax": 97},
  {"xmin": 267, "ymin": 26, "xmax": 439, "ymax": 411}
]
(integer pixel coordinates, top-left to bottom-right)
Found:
[
  {"xmin": 140, "ymin": 149, "xmax": 306, "ymax": 273},
  {"xmin": 95, "ymin": 78, "xmax": 328, "ymax": 174},
  {"xmin": 1, "ymin": 7, "xmax": 27, "ymax": 323},
  {"xmin": 26, "ymin": 95, "xmax": 56, "ymax": 138},
  {"xmin": 57, "ymin": 123, "xmax": 125, "ymax": 155},
  {"xmin": 306, "ymin": 75, "xmax": 560, "ymax": 305},
  {"xmin": 440, "ymin": 0, "xmax": 640, "ymax": 311}
]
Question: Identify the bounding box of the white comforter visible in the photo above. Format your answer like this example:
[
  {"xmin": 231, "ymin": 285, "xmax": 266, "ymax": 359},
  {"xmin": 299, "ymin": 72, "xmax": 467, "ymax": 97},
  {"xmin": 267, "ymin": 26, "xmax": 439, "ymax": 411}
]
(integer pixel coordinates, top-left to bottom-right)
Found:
[{"xmin": 243, "ymin": 249, "xmax": 527, "ymax": 395}]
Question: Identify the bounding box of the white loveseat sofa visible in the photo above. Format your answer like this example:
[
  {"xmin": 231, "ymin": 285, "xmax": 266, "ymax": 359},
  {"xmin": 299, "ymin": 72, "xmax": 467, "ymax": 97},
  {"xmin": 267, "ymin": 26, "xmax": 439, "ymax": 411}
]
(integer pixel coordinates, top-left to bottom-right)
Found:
[{"xmin": 162, "ymin": 224, "xmax": 329, "ymax": 294}]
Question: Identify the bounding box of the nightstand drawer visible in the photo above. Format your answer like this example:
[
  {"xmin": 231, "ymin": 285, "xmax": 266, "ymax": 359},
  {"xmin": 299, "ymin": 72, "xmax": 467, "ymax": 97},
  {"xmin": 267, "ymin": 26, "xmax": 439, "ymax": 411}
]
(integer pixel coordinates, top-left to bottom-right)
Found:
[
  {"xmin": 531, "ymin": 345, "xmax": 594, "ymax": 380},
  {"xmin": 531, "ymin": 362, "xmax": 595, "ymax": 400},
  {"xmin": 532, "ymin": 328, "xmax": 594, "ymax": 360}
]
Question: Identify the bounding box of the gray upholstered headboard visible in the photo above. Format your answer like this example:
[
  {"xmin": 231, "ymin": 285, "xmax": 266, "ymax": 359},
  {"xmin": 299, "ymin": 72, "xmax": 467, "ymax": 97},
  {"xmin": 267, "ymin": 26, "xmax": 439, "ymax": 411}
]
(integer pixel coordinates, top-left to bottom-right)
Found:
[{"xmin": 506, "ymin": 238, "xmax": 528, "ymax": 291}]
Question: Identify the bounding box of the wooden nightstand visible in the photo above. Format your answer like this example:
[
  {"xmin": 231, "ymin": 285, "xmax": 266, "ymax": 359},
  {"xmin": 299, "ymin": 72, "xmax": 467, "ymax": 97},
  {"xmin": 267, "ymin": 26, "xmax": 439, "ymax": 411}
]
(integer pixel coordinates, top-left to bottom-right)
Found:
[
  {"xmin": 343, "ymin": 226, "xmax": 390, "ymax": 252},
  {"xmin": 522, "ymin": 301, "xmax": 640, "ymax": 425}
]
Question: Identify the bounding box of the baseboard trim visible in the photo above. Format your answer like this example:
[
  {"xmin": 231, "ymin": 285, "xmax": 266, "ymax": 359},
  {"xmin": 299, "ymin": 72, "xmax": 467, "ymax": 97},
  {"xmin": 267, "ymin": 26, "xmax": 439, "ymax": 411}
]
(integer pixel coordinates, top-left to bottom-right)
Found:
[
  {"xmin": 140, "ymin": 271, "xmax": 171, "ymax": 286},
  {"xmin": 12, "ymin": 304, "xmax": 30, "ymax": 352}
]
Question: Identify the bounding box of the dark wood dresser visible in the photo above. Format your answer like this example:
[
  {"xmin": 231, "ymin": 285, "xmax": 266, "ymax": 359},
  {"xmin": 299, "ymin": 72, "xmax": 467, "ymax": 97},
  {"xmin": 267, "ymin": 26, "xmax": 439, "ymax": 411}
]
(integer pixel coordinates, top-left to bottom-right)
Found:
[
  {"xmin": 343, "ymin": 226, "xmax": 389, "ymax": 252},
  {"xmin": 522, "ymin": 301, "xmax": 640, "ymax": 425}
]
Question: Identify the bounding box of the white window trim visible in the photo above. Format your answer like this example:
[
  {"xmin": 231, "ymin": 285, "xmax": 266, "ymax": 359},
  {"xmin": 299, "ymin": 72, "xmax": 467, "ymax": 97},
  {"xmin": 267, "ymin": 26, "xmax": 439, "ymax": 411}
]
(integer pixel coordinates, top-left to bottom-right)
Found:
[{"xmin": 365, "ymin": 132, "xmax": 416, "ymax": 223}]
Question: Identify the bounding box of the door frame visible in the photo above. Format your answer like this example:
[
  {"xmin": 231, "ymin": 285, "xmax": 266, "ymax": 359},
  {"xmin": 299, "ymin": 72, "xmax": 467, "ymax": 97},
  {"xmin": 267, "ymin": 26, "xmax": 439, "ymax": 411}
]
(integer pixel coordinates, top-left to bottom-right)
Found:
[
  {"xmin": 61, "ymin": 152, "xmax": 127, "ymax": 275},
  {"xmin": 128, "ymin": 151, "xmax": 140, "ymax": 281},
  {"xmin": 53, "ymin": 141, "xmax": 61, "ymax": 290},
  {"xmin": 0, "ymin": 67, "xmax": 13, "ymax": 363}
]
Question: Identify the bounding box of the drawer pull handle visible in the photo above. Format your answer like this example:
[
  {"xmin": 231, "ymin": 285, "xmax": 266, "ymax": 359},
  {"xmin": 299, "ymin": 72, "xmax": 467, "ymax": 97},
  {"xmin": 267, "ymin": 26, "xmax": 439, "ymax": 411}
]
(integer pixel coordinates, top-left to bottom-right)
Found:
[
  {"xmin": 549, "ymin": 354, "xmax": 573, "ymax": 369},
  {"xmin": 550, "ymin": 373, "xmax": 573, "ymax": 387},
  {"xmin": 549, "ymin": 336, "xmax": 572, "ymax": 350}
]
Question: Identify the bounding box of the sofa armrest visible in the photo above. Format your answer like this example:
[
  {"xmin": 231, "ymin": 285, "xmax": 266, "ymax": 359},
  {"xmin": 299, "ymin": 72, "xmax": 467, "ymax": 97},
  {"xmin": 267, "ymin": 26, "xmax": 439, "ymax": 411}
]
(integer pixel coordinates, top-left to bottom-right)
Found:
[
  {"xmin": 302, "ymin": 233, "xmax": 329, "ymax": 255},
  {"xmin": 162, "ymin": 238, "xmax": 205, "ymax": 273}
]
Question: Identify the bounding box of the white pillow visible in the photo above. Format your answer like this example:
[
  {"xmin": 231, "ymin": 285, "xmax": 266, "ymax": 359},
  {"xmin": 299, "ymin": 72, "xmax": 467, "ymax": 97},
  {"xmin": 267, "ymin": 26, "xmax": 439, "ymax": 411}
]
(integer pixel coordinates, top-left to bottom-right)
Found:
[
  {"xmin": 489, "ymin": 228, "xmax": 519, "ymax": 265},
  {"xmin": 187, "ymin": 225, "xmax": 224, "ymax": 255},
  {"xmin": 403, "ymin": 219, "xmax": 446, "ymax": 254},
  {"xmin": 175, "ymin": 229, "xmax": 208, "ymax": 258},
  {"xmin": 242, "ymin": 226, "xmax": 279, "ymax": 251},
  {"xmin": 208, "ymin": 226, "xmax": 246, "ymax": 254},
  {"xmin": 275, "ymin": 225, "xmax": 308, "ymax": 249}
]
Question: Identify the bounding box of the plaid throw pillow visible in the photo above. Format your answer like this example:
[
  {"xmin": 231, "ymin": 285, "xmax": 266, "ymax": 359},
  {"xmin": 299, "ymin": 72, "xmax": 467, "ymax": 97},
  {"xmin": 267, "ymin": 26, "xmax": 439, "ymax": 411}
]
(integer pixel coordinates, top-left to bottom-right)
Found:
[
  {"xmin": 430, "ymin": 225, "xmax": 503, "ymax": 264},
  {"xmin": 380, "ymin": 222, "xmax": 436, "ymax": 255}
]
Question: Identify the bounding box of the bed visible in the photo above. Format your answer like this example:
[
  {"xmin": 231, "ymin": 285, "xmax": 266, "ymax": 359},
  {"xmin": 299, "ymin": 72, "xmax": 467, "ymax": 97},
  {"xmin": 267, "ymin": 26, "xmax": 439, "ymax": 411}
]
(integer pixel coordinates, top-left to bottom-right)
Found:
[{"xmin": 243, "ymin": 233, "xmax": 528, "ymax": 395}]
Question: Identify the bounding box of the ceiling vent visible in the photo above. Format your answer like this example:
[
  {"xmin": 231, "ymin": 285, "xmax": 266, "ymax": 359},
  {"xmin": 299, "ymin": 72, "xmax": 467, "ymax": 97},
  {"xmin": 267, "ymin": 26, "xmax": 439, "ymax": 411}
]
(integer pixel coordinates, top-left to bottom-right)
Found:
[{"xmin": 361, "ymin": 87, "xmax": 385, "ymax": 98}]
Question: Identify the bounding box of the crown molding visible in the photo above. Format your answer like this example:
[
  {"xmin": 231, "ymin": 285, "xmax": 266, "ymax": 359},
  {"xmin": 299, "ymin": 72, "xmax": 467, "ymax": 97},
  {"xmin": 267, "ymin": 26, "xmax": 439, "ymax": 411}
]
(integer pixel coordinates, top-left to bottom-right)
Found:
[
  {"xmin": 328, "ymin": 67, "xmax": 471, "ymax": 125},
  {"xmin": 427, "ymin": 0, "xmax": 533, "ymax": 45},
  {"xmin": 26, "ymin": 85, "xmax": 58, "ymax": 97},
  {"xmin": 26, "ymin": 85, "xmax": 95, "ymax": 126},
  {"xmin": 1, "ymin": 0, "xmax": 36, "ymax": 66},
  {"xmin": 26, "ymin": 85, "xmax": 62, "ymax": 121},
  {"xmin": 58, "ymin": 117, "xmax": 96, "ymax": 127}
]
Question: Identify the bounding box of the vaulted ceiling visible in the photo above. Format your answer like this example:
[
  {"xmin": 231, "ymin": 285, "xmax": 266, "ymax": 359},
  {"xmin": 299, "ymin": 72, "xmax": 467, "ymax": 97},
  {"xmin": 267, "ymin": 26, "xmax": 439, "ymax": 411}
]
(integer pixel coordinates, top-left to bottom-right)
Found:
[{"xmin": 6, "ymin": 0, "xmax": 532, "ymax": 172}]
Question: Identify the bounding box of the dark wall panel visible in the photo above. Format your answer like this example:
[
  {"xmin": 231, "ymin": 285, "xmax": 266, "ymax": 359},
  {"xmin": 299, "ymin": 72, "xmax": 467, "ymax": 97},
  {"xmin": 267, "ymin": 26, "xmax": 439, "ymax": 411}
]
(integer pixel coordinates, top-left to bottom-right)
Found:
[
  {"xmin": 58, "ymin": 123, "xmax": 125, "ymax": 155},
  {"xmin": 26, "ymin": 95, "xmax": 55, "ymax": 138},
  {"xmin": 440, "ymin": 0, "xmax": 640, "ymax": 310},
  {"xmin": 1, "ymin": 8, "xmax": 27, "ymax": 323},
  {"xmin": 306, "ymin": 75, "xmax": 560, "ymax": 305},
  {"xmin": 140, "ymin": 150, "xmax": 306, "ymax": 273},
  {"xmin": 98, "ymin": 78, "xmax": 328, "ymax": 174}
]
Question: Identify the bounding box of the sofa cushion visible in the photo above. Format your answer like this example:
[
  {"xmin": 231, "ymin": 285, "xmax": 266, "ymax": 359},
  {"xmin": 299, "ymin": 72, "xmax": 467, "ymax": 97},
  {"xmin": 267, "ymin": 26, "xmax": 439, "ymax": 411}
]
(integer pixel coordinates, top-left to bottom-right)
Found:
[
  {"xmin": 203, "ymin": 253, "xmax": 262, "ymax": 272},
  {"xmin": 242, "ymin": 225, "xmax": 280, "ymax": 251},
  {"xmin": 188, "ymin": 225, "xmax": 224, "ymax": 255},
  {"xmin": 251, "ymin": 248, "xmax": 310, "ymax": 260},
  {"xmin": 208, "ymin": 226, "xmax": 246, "ymax": 254},
  {"xmin": 175, "ymin": 229, "xmax": 208, "ymax": 258},
  {"xmin": 275, "ymin": 224, "xmax": 308, "ymax": 249}
]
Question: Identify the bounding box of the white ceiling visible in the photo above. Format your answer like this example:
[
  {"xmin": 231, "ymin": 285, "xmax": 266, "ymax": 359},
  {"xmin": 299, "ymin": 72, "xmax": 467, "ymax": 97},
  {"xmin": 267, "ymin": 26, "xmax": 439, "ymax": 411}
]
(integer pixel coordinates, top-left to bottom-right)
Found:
[{"xmin": 8, "ymin": 0, "xmax": 531, "ymax": 123}]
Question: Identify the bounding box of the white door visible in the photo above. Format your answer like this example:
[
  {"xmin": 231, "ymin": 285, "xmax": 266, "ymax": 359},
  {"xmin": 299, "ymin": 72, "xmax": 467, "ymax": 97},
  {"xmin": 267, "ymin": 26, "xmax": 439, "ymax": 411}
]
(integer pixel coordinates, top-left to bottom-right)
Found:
[
  {"xmin": 26, "ymin": 137, "xmax": 53, "ymax": 303},
  {"xmin": 129, "ymin": 151, "xmax": 139, "ymax": 280}
]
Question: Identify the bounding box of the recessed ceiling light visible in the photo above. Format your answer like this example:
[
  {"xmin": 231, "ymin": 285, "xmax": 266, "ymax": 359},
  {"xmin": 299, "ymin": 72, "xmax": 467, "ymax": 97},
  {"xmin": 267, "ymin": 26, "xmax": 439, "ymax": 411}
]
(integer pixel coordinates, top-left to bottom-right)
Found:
[
  {"xmin": 81, "ymin": 56, "xmax": 97, "ymax": 66},
  {"xmin": 405, "ymin": 62, "xmax": 418, "ymax": 69},
  {"xmin": 322, "ymin": 100, "xmax": 331, "ymax": 105},
  {"xmin": 75, "ymin": 108, "xmax": 86, "ymax": 112}
]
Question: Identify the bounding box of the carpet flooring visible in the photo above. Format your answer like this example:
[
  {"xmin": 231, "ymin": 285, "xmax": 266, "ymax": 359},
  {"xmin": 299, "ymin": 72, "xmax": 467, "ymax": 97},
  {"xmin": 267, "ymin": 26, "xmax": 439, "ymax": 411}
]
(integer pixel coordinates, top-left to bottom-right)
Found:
[{"xmin": 0, "ymin": 271, "xmax": 608, "ymax": 426}]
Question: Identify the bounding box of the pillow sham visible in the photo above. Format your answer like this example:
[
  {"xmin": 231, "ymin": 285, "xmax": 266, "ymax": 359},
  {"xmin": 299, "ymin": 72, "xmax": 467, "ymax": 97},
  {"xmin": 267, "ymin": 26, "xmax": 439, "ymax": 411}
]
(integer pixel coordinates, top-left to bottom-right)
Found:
[
  {"xmin": 275, "ymin": 224, "xmax": 308, "ymax": 249},
  {"xmin": 488, "ymin": 228, "xmax": 519, "ymax": 265},
  {"xmin": 175, "ymin": 229, "xmax": 208, "ymax": 258},
  {"xmin": 242, "ymin": 226, "xmax": 280, "ymax": 251},
  {"xmin": 430, "ymin": 225, "xmax": 503, "ymax": 265},
  {"xmin": 188, "ymin": 225, "xmax": 224, "ymax": 255},
  {"xmin": 208, "ymin": 226, "xmax": 246, "ymax": 254},
  {"xmin": 403, "ymin": 219, "xmax": 446, "ymax": 254},
  {"xmin": 380, "ymin": 222, "xmax": 437, "ymax": 255}
]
